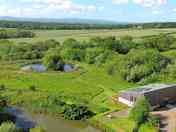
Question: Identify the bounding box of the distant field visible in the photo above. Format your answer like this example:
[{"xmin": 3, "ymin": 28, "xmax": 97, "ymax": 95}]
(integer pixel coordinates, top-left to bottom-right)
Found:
[{"xmin": 9, "ymin": 28, "xmax": 176, "ymax": 43}]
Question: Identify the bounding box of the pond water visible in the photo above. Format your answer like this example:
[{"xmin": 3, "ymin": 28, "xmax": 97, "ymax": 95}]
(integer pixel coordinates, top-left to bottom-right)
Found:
[
  {"xmin": 21, "ymin": 64, "xmax": 47, "ymax": 72},
  {"xmin": 21, "ymin": 64, "xmax": 74, "ymax": 72},
  {"xmin": 63, "ymin": 64, "xmax": 74, "ymax": 72},
  {"xmin": 4, "ymin": 107, "xmax": 101, "ymax": 132}
]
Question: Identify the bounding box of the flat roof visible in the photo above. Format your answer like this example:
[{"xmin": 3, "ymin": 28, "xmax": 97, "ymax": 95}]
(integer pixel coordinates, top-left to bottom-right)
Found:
[{"xmin": 120, "ymin": 84, "xmax": 176, "ymax": 94}]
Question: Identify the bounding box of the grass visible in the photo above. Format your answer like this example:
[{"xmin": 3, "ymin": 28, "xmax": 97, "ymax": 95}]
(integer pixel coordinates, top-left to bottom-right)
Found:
[
  {"xmin": 8, "ymin": 28, "xmax": 176, "ymax": 43},
  {"xmin": 0, "ymin": 61, "xmax": 134, "ymax": 113},
  {"xmin": 91, "ymin": 113, "xmax": 135, "ymax": 132}
]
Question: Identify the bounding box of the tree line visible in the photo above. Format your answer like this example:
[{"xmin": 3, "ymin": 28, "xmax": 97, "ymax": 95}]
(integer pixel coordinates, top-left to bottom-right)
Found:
[
  {"xmin": 1, "ymin": 20, "xmax": 176, "ymax": 30},
  {"xmin": 0, "ymin": 29, "xmax": 35, "ymax": 39},
  {"xmin": 1, "ymin": 33, "xmax": 176, "ymax": 84}
]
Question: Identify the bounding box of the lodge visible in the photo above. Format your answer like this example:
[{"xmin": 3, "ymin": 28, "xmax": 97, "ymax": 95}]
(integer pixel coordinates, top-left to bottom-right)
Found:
[{"xmin": 118, "ymin": 84, "xmax": 176, "ymax": 109}]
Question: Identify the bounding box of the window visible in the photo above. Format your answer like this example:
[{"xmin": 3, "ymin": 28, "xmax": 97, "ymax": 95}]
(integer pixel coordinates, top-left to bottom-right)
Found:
[{"xmin": 130, "ymin": 96, "xmax": 133, "ymax": 102}]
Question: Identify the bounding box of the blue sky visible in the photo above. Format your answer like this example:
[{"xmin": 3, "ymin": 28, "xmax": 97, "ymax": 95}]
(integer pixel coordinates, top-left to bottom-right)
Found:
[{"xmin": 0, "ymin": 0, "xmax": 176, "ymax": 22}]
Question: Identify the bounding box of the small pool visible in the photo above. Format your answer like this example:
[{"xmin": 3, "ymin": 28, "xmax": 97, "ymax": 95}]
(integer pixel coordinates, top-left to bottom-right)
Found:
[
  {"xmin": 63, "ymin": 64, "xmax": 74, "ymax": 72},
  {"xmin": 21, "ymin": 64, "xmax": 47, "ymax": 72}
]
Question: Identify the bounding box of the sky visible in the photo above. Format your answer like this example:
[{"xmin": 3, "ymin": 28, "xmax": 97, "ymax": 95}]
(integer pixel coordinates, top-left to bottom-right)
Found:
[{"xmin": 0, "ymin": 0, "xmax": 176, "ymax": 22}]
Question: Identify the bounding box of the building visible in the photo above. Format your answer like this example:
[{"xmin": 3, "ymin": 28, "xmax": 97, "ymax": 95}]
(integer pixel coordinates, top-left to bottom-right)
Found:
[{"xmin": 118, "ymin": 84, "xmax": 176, "ymax": 109}]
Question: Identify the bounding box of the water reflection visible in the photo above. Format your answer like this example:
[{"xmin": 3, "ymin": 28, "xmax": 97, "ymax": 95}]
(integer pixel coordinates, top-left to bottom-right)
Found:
[{"xmin": 4, "ymin": 107, "xmax": 100, "ymax": 132}]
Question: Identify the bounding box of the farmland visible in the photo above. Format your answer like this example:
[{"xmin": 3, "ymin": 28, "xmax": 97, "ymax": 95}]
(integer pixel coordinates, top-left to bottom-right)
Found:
[{"xmin": 9, "ymin": 28, "xmax": 176, "ymax": 43}]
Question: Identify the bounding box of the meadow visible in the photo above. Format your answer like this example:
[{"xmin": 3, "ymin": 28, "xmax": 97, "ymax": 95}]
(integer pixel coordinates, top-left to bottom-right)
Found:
[{"xmin": 9, "ymin": 28, "xmax": 176, "ymax": 43}]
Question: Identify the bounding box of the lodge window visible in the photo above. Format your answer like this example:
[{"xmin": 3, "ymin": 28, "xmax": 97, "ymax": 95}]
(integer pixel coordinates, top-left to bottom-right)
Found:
[
  {"xmin": 130, "ymin": 96, "xmax": 137, "ymax": 102},
  {"xmin": 130, "ymin": 96, "xmax": 133, "ymax": 102}
]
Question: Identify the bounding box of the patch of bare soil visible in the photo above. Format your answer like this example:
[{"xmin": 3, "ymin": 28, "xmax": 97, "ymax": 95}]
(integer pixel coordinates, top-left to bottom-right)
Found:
[{"xmin": 152, "ymin": 108, "xmax": 176, "ymax": 132}]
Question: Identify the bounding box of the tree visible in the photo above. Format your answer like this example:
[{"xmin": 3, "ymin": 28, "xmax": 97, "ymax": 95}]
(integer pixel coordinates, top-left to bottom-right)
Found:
[
  {"xmin": 43, "ymin": 48, "xmax": 64, "ymax": 70},
  {"xmin": 143, "ymin": 34, "xmax": 175, "ymax": 51},
  {"xmin": 119, "ymin": 49, "xmax": 170, "ymax": 82},
  {"xmin": 60, "ymin": 48, "xmax": 85, "ymax": 61},
  {"xmin": 129, "ymin": 97, "xmax": 150, "ymax": 126},
  {"xmin": 85, "ymin": 48, "xmax": 104, "ymax": 64},
  {"xmin": 63, "ymin": 38, "xmax": 81, "ymax": 49}
]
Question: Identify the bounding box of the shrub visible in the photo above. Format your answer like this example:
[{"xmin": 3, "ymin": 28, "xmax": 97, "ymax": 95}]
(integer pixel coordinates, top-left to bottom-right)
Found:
[
  {"xmin": 138, "ymin": 122, "xmax": 157, "ymax": 132},
  {"xmin": 63, "ymin": 104, "xmax": 94, "ymax": 120},
  {"xmin": 129, "ymin": 97, "xmax": 150, "ymax": 126},
  {"xmin": 29, "ymin": 85, "xmax": 37, "ymax": 91},
  {"xmin": 0, "ymin": 122, "xmax": 18, "ymax": 132},
  {"xmin": 0, "ymin": 84, "xmax": 6, "ymax": 91}
]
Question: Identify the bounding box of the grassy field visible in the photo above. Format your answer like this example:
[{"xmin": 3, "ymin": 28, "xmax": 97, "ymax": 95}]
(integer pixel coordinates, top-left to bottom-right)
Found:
[
  {"xmin": 0, "ymin": 61, "xmax": 135, "ymax": 112},
  {"xmin": 0, "ymin": 60, "xmax": 138, "ymax": 131},
  {"xmin": 9, "ymin": 28, "xmax": 176, "ymax": 43}
]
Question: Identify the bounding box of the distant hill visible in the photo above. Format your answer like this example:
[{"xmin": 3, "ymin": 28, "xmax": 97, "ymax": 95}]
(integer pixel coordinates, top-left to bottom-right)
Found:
[{"xmin": 0, "ymin": 16, "xmax": 125, "ymax": 25}]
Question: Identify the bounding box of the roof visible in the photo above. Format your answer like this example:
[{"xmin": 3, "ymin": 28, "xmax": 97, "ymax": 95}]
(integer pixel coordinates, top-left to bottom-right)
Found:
[{"xmin": 120, "ymin": 84, "xmax": 176, "ymax": 94}]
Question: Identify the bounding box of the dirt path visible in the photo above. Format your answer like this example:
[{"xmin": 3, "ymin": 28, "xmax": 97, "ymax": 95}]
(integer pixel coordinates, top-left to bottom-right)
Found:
[{"xmin": 152, "ymin": 108, "xmax": 176, "ymax": 132}]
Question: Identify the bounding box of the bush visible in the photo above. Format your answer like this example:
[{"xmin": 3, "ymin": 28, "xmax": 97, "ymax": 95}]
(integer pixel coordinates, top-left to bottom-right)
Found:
[
  {"xmin": 0, "ymin": 84, "xmax": 6, "ymax": 91},
  {"xmin": 63, "ymin": 104, "xmax": 94, "ymax": 120},
  {"xmin": 138, "ymin": 122, "xmax": 157, "ymax": 132},
  {"xmin": 0, "ymin": 122, "xmax": 18, "ymax": 132},
  {"xmin": 29, "ymin": 85, "xmax": 37, "ymax": 91},
  {"xmin": 129, "ymin": 97, "xmax": 150, "ymax": 125}
]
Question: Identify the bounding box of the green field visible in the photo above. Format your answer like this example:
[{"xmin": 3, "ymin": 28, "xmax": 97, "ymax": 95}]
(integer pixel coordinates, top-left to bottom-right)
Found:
[{"xmin": 9, "ymin": 28, "xmax": 176, "ymax": 43}]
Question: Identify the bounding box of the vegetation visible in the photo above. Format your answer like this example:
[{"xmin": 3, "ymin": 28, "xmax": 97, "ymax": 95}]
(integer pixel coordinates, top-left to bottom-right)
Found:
[
  {"xmin": 63, "ymin": 104, "xmax": 94, "ymax": 120},
  {"xmin": 129, "ymin": 97, "xmax": 150, "ymax": 129},
  {"xmin": 0, "ymin": 122, "xmax": 18, "ymax": 132},
  {"xmin": 119, "ymin": 49, "xmax": 170, "ymax": 82},
  {"xmin": 0, "ymin": 29, "xmax": 35, "ymax": 39},
  {"xmin": 1, "ymin": 20, "xmax": 176, "ymax": 30},
  {"xmin": 1, "ymin": 28, "xmax": 176, "ymax": 131}
]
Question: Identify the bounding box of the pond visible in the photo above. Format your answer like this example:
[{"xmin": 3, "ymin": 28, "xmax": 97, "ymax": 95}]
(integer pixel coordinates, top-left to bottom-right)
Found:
[
  {"xmin": 21, "ymin": 64, "xmax": 47, "ymax": 72},
  {"xmin": 4, "ymin": 107, "xmax": 101, "ymax": 132},
  {"xmin": 21, "ymin": 64, "xmax": 75, "ymax": 72}
]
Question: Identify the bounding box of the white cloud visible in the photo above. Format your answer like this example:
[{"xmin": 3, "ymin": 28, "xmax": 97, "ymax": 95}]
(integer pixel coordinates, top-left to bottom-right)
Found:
[
  {"xmin": 112, "ymin": 0, "xmax": 167, "ymax": 7},
  {"xmin": 152, "ymin": 10, "xmax": 160, "ymax": 14},
  {"xmin": 173, "ymin": 8, "xmax": 176, "ymax": 12},
  {"xmin": 133, "ymin": 0, "xmax": 167, "ymax": 7},
  {"xmin": 0, "ymin": 0, "xmax": 99, "ymax": 17},
  {"xmin": 112, "ymin": 0, "xmax": 129, "ymax": 5}
]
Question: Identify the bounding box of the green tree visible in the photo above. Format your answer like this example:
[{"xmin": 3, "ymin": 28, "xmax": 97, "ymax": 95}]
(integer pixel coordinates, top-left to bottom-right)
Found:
[
  {"xmin": 43, "ymin": 48, "xmax": 64, "ymax": 70},
  {"xmin": 119, "ymin": 49, "xmax": 170, "ymax": 82},
  {"xmin": 129, "ymin": 97, "xmax": 150, "ymax": 126},
  {"xmin": 60, "ymin": 48, "xmax": 85, "ymax": 61}
]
